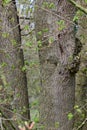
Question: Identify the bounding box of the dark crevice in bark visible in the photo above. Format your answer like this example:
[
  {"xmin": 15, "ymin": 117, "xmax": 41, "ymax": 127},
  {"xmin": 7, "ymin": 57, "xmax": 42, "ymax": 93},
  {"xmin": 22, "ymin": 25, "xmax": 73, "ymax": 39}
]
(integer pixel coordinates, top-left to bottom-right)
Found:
[
  {"xmin": 68, "ymin": 37, "xmax": 82, "ymax": 74},
  {"xmin": 46, "ymin": 55, "xmax": 58, "ymax": 66},
  {"xmin": 74, "ymin": 38, "xmax": 82, "ymax": 56},
  {"xmin": 12, "ymin": 0, "xmax": 22, "ymax": 39}
]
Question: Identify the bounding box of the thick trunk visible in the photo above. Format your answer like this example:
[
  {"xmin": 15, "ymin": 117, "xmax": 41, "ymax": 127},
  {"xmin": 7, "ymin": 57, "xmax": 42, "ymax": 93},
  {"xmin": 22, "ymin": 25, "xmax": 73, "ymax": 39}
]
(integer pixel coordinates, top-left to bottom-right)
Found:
[
  {"xmin": 0, "ymin": 1, "xmax": 30, "ymax": 129},
  {"xmin": 35, "ymin": 0, "xmax": 78, "ymax": 130}
]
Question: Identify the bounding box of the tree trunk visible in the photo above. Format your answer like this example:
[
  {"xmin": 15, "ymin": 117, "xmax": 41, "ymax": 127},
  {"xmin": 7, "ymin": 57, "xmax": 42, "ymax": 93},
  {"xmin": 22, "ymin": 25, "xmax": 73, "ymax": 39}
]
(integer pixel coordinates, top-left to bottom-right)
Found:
[
  {"xmin": 75, "ymin": 1, "xmax": 87, "ymax": 130},
  {"xmin": 0, "ymin": 0, "xmax": 30, "ymax": 129},
  {"xmin": 34, "ymin": 0, "xmax": 81, "ymax": 130}
]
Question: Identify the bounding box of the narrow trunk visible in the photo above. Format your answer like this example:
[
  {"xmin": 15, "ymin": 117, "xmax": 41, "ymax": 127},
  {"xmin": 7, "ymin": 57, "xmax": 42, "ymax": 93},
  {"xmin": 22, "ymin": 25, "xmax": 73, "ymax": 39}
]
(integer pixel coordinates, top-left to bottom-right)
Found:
[
  {"xmin": 75, "ymin": 1, "xmax": 87, "ymax": 130},
  {"xmin": 0, "ymin": 0, "xmax": 30, "ymax": 129}
]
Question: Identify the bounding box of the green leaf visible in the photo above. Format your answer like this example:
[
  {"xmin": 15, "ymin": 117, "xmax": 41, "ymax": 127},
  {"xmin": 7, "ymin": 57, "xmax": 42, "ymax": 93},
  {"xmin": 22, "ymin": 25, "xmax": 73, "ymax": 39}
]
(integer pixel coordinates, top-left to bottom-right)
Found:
[
  {"xmin": 37, "ymin": 40, "xmax": 42, "ymax": 47},
  {"xmin": 11, "ymin": 65, "xmax": 16, "ymax": 70},
  {"xmin": 2, "ymin": 0, "xmax": 11, "ymax": 5},
  {"xmin": 34, "ymin": 117, "xmax": 39, "ymax": 123},
  {"xmin": 85, "ymin": 0, "xmax": 87, "ymax": 3},
  {"xmin": 9, "ymin": 18, "xmax": 15, "ymax": 23},
  {"xmin": 74, "ymin": 105, "xmax": 79, "ymax": 109},
  {"xmin": 67, "ymin": 113, "xmax": 73, "ymax": 120},
  {"xmin": 22, "ymin": 66, "xmax": 27, "ymax": 72},
  {"xmin": 42, "ymin": 28, "xmax": 49, "ymax": 32},
  {"xmin": 42, "ymin": 2, "xmax": 49, "ymax": 8},
  {"xmin": 49, "ymin": 3, "xmax": 55, "ymax": 9},
  {"xmin": 24, "ymin": 60, "xmax": 29, "ymax": 66},
  {"xmin": 56, "ymin": 20, "xmax": 66, "ymax": 31},
  {"xmin": 37, "ymin": 31, "xmax": 42, "ymax": 35},
  {"xmin": 11, "ymin": 39, "xmax": 17, "ymax": 46},
  {"xmin": 73, "ymin": 15, "xmax": 79, "ymax": 22},
  {"xmin": 1, "ymin": 62, "xmax": 7, "ymax": 67},
  {"xmin": 55, "ymin": 122, "xmax": 59, "ymax": 128},
  {"xmin": 49, "ymin": 37, "xmax": 54, "ymax": 44},
  {"xmin": 25, "ymin": 42, "xmax": 32, "ymax": 47},
  {"xmin": 31, "ymin": 100, "xmax": 39, "ymax": 107},
  {"xmin": 76, "ymin": 109, "xmax": 82, "ymax": 113},
  {"xmin": 2, "ymin": 33, "xmax": 9, "ymax": 38},
  {"xmin": 24, "ymin": 25, "xmax": 29, "ymax": 30}
]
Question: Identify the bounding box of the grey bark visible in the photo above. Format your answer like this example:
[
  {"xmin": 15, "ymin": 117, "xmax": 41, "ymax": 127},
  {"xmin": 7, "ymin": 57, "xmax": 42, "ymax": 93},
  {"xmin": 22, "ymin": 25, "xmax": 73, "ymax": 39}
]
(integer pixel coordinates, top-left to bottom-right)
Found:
[
  {"xmin": 34, "ymin": 0, "xmax": 80, "ymax": 130},
  {"xmin": 75, "ymin": 1, "xmax": 87, "ymax": 130},
  {"xmin": 0, "ymin": 0, "xmax": 30, "ymax": 129}
]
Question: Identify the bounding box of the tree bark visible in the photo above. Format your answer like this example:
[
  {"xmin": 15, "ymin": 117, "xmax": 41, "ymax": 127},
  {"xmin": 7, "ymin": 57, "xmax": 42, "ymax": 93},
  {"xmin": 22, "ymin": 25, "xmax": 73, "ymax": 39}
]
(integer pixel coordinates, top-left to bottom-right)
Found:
[
  {"xmin": 0, "ymin": 0, "xmax": 30, "ymax": 129},
  {"xmin": 75, "ymin": 1, "xmax": 87, "ymax": 130},
  {"xmin": 34, "ymin": 0, "xmax": 81, "ymax": 130}
]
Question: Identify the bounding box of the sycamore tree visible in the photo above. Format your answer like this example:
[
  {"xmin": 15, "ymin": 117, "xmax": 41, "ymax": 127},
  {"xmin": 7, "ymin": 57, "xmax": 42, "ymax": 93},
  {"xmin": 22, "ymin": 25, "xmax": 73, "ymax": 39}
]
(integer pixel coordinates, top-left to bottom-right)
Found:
[{"xmin": 34, "ymin": 0, "xmax": 82, "ymax": 130}]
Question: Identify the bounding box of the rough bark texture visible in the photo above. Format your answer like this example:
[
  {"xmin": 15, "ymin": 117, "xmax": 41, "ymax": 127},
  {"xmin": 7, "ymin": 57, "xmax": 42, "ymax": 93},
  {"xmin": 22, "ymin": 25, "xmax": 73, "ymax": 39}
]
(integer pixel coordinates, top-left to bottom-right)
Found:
[
  {"xmin": 0, "ymin": 0, "xmax": 30, "ymax": 129},
  {"xmin": 34, "ymin": 0, "xmax": 79, "ymax": 130},
  {"xmin": 75, "ymin": 1, "xmax": 87, "ymax": 130}
]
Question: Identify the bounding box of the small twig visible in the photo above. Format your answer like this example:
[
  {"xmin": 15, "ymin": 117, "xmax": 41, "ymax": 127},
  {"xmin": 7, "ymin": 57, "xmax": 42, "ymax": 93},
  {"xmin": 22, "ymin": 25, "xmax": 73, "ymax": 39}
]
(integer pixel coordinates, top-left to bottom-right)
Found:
[
  {"xmin": 73, "ymin": 118, "xmax": 87, "ymax": 130},
  {"xmin": 36, "ymin": 5, "xmax": 75, "ymax": 25},
  {"xmin": 76, "ymin": 118, "xmax": 87, "ymax": 130},
  {"xmin": 69, "ymin": 0, "xmax": 87, "ymax": 14},
  {"xmin": 0, "ymin": 118, "xmax": 3, "ymax": 130},
  {"xmin": 21, "ymin": 29, "xmax": 34, "ymax": 36},
  {"xmin": 0, "ymin": 108, "xmax": 16, "ymax": 130}
]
